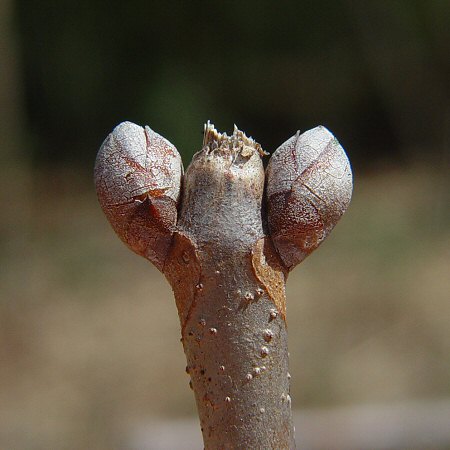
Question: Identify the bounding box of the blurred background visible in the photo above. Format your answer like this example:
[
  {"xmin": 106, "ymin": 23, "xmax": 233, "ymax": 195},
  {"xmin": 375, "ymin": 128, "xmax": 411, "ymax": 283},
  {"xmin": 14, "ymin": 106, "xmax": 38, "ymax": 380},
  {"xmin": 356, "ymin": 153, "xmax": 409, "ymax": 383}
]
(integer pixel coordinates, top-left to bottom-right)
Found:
[{"xmin": 1, "ymin": 0, "xmax": 449, "ymax": 449}]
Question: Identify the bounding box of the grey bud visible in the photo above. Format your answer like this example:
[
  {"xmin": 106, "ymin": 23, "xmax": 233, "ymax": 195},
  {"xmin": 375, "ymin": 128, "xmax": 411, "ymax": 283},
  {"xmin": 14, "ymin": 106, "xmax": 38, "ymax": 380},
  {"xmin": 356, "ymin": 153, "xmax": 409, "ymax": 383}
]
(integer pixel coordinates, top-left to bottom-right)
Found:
[
  {"xmin": 94, "ymin": 121, "xmax": 183, "ymax": 270},
  {"xmin": 266, "ymin": 126, "xmax": 352, "ymax": 270}
]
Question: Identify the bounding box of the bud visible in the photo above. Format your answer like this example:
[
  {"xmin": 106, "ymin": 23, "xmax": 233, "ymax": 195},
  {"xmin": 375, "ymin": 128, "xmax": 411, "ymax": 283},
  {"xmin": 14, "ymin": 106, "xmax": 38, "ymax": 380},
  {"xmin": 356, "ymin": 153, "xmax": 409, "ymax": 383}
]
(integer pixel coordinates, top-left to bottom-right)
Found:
[
  {"xmin": 266, "ymin": 126, "xmax": 352, "ymax": 270},
  {"xmin": 94, "ymin": 121, "xmax": 183, "ymax": 270}
]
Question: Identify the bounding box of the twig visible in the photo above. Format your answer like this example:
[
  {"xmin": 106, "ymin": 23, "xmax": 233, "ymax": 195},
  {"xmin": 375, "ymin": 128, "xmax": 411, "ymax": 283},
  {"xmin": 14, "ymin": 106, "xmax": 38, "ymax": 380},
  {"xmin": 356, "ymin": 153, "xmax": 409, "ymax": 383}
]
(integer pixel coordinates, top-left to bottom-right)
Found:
[{"xmin": 95, "ymin": 121, "xmax": 352, "ymax": 449}]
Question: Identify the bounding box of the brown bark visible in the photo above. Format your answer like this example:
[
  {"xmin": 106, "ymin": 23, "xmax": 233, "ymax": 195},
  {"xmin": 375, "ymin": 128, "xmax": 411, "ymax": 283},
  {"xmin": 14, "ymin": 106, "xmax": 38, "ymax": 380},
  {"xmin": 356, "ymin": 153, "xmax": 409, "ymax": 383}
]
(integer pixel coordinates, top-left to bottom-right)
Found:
[
  {"xmin": 95, "ymin": 121, "xmax": 352, "ymax": 450},
  {"xmin": 164, "ymin": 127, "xmax": 294, "ymax": 448}
]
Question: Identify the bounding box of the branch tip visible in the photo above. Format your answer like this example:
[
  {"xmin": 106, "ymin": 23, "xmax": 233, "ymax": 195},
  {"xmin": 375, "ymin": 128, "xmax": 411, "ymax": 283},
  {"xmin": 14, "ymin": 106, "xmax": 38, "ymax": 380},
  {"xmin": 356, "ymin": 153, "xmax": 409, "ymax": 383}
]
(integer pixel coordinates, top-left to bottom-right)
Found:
[{"xmin": 202, "ymin": 121, "xmax": 268, "ymax": 157}]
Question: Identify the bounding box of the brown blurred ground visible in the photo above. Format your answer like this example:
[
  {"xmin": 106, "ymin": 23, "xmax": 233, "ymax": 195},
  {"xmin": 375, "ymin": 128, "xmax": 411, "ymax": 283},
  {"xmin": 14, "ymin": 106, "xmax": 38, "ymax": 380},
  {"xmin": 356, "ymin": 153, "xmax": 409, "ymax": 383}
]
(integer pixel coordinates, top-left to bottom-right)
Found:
[{"xmin": 0, "ymin": 164, "xmax": 448, "ymax": 449}]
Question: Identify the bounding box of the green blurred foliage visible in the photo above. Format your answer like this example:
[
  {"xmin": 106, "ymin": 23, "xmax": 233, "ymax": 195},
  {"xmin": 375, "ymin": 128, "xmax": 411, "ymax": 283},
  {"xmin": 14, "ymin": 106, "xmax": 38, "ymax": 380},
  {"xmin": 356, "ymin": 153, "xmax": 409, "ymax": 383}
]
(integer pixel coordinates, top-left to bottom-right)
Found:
[{"xmin": 14, "ymin": 0, "xmax": 450, "ymax": 167}]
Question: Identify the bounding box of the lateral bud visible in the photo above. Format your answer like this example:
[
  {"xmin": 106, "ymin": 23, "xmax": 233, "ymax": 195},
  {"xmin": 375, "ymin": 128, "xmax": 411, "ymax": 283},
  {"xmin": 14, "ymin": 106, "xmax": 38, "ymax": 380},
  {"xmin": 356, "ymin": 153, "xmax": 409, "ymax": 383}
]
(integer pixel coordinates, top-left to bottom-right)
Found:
[
  {"xmin": 94, "ymin": 121, "xmax": 183, "ymax": 270},
  {"xmin": 266, "ymin": 126, "xmax": 353, "ymax": 270}
]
